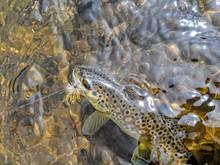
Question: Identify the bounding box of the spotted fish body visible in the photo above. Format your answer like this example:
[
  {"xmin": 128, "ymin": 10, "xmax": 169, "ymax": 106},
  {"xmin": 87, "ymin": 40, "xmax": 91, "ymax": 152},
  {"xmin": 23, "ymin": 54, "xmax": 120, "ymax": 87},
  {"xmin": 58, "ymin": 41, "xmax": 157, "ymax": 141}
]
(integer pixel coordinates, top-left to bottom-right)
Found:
[{"xmin": 69, "ymin": 65, "xmax": 192, "ymax": 163}]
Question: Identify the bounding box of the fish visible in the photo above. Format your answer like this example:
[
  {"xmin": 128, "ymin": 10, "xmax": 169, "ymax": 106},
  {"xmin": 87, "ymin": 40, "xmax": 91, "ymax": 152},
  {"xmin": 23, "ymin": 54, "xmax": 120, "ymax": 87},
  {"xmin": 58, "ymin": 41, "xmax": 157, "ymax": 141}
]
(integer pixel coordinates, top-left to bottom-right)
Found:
[{"xmin": 66, "ymin": 65, "xmax": 193, "ymax": 164}]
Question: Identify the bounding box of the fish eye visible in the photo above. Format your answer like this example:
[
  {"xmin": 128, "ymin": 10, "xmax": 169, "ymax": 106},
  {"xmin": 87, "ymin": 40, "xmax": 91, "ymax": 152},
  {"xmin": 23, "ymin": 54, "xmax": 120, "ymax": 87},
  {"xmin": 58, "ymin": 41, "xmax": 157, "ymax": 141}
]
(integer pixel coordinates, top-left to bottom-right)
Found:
[{"xmin": 82, "ymin": 79, "xmax": 91, "ymax": 90}]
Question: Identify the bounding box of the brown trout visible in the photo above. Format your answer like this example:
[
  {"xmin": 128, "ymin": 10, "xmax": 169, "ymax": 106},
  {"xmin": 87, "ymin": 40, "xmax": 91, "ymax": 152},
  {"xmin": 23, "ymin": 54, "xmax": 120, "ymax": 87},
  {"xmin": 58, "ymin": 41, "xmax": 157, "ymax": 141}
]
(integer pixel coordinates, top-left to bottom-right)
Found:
[{"xmin": 66, "ymin": 65, "xmax": 192, "ymax": 164}]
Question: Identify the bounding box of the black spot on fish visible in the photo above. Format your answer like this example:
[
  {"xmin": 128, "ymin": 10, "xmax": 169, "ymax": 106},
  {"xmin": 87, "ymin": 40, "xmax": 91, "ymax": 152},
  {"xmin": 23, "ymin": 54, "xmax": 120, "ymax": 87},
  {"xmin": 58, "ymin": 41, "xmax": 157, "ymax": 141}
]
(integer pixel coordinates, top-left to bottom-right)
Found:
[
  {"xmin": 162, "ymin": 90, "xmax": 167, "ymax": 93},
  {"xmin": 147, "ymin": 125, "xmax": 152, "ymax": 129},
  {"xmin": 191, "ymin": 58, "xmax": 199, "ymax": 62},
  {"xmin": 169, "ymin": 84, "xmax": 175, "ymax": 88},
  {"xmin": 125, "ymin": 110, "xmax": 129, "ymax": 115}
]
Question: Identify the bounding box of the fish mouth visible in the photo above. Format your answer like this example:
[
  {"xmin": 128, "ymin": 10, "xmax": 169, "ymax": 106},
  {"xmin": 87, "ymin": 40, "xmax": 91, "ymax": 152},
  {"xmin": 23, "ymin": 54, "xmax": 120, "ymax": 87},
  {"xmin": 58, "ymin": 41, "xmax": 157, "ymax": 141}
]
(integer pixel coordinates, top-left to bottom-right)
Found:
[
  {"xmin": 68, "ymin": 73, "xmax": 77, "ymax": 88},
  {"xmin": 66, "ymin": 67, "xmax": 82, "ymax": 102},
  {"xmin": 68, "ymin": 65, "xmax": 81, "ymax": 86},
  {"xmin": 65, "ymin": 83, "xmax": 82, "ymax": 104}
]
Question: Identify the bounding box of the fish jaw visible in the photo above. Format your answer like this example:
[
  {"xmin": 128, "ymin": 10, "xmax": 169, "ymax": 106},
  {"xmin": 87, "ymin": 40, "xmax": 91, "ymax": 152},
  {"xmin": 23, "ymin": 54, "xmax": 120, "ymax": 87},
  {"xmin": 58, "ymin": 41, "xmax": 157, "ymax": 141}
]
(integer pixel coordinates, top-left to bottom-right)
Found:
[{"xmin": 64, "ymin": 83, "xmax": 82, "ymax": 105}]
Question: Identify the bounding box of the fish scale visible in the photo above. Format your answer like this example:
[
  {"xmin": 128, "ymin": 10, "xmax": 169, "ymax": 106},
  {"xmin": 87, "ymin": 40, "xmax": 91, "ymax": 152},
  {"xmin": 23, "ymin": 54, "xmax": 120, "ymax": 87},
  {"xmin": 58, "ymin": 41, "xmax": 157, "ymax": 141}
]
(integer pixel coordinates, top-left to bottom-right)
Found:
[{"xmin": 68, "ymin": 65, "xmax": 193, "ymax": 163}]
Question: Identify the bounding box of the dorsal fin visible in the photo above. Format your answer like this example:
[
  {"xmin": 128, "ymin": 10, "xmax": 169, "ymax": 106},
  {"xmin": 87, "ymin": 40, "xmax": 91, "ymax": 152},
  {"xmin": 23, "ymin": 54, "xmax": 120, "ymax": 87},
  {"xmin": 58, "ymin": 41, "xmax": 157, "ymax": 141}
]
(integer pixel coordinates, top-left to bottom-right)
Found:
[{"xmin": 123, "ymin": 85, "xmax": 148, "ymax": 100}]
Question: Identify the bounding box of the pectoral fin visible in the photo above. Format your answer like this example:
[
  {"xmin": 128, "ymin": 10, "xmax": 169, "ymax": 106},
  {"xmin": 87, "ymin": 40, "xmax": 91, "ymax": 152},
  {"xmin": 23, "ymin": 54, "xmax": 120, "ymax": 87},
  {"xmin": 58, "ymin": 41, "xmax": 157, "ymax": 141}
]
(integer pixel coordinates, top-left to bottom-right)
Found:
[
  {"xmin": 123, "ymin": 85, "xmax": 147, "ymax": 100},
  {"xmin": 131, "ymin": 137, "xmax": 152, "ymax": 164},
  {"xmin": 82, "ymin": 111, "xmax": 110, "ymax": 135}
]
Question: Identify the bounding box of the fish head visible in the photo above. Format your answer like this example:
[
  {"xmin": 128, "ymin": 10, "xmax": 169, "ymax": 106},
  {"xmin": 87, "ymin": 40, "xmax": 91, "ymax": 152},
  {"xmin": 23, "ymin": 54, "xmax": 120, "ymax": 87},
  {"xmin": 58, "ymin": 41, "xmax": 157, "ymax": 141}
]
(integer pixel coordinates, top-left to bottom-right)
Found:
[{"xmin": 69, "ymin": 65, "xmax": 119, "ymax": 113}]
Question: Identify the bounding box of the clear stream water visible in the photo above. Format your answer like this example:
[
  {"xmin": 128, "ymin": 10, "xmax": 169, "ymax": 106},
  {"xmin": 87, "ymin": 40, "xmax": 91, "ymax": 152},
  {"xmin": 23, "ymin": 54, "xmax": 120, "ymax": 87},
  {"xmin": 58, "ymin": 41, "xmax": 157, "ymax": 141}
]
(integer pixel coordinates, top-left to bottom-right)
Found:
[{"xmin": 1, "ymin": 0, "xmax": 220, "ymax": 164}]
